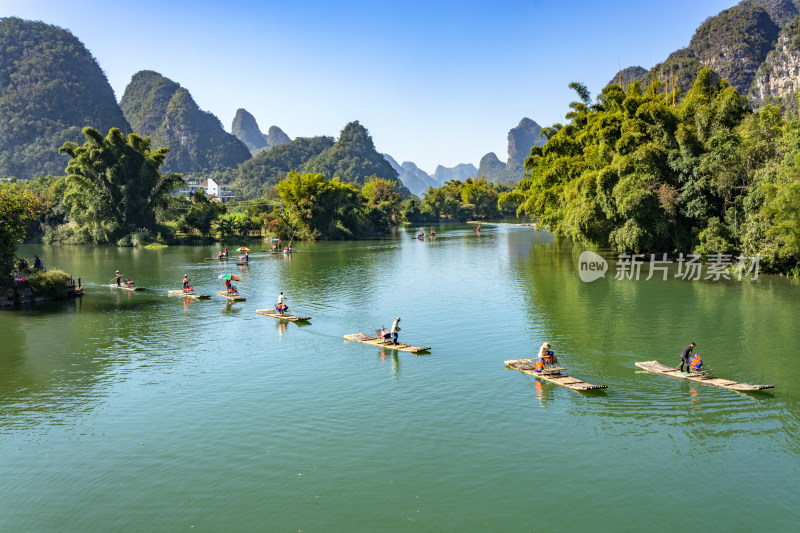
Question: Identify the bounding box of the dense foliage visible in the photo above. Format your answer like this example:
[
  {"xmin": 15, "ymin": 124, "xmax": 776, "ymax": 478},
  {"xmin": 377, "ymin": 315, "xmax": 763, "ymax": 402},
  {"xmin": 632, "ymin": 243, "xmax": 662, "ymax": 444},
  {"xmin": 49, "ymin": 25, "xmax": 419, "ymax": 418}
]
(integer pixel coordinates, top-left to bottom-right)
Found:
[
  {"xmin": 301, "ymin": 122, "xmax": 404, "ymax": 191},
  {"xmin": 233, "ymin": 136, "xmax": 335, "ymax": 200},
  {"xmin": 0, "ymin": 189, "xmax": 43, "ymax": 280},
  {"xmin": 420, "ymin": 178, "xmax": 517, "ymax": 221},
  {"xmin": 119, "ymin": 70, "xmax": 251, "ymax": 174},
  {"xmin": 503, "ymin": 69, "xmax": 800, "ymax": 272},
  {"xmin": 0, "ymin": 17, "xmax": 129, "ymax": 178},
  {"xmin": 55, "ymin": 127, "xmax": 184, "ymax": 244}
]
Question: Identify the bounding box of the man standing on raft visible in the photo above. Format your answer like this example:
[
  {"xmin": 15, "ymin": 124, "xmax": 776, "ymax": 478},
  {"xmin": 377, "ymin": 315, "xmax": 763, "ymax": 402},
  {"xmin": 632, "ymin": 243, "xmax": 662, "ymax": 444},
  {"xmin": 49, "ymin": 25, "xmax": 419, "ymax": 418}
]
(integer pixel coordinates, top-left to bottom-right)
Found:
[
  {"xmin": 391, "ymin": 317, "xmax": 401, "ymax": 345},
  {"xmin": 679, "ymin": 342, "xmax": 696, "ymax": 372}
]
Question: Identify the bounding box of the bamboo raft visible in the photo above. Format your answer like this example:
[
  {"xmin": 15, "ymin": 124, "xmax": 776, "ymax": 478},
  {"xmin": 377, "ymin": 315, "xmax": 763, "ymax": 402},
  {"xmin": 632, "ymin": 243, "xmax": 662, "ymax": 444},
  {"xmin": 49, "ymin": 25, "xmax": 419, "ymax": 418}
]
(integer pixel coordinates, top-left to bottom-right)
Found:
[
  {"xmin": 216, "ymin": 290, "xmax": 246, "ymax": 301},
  {"xmin": 505, "ymin": 358, "xmax": 607, "ymax": 391},
  {"xmin": 109, "ymin": 284, "xmax": 145, "ymax": 291},
  {"xmin": 344, "ymin": 333, "xmax": 430, "ymax": 353},
  {"xmin": 635, "ymin": 360, "xmax": 774, "ymax": 391},
  {"xmin": 168, "ymin": 290, "xmax": 211, "ymax": 299},
  {"xmin": 256, "ymin": 308, "xmax": 311, "ymax": 321}
]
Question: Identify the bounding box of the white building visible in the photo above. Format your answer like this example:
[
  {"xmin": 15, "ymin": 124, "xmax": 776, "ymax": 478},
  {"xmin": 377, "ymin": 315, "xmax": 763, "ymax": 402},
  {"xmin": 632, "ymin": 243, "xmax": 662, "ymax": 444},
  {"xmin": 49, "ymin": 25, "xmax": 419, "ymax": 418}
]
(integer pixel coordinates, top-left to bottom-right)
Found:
[{"xmin": 173, "ymin": 178, "xmax": 235, "ymax": 203}]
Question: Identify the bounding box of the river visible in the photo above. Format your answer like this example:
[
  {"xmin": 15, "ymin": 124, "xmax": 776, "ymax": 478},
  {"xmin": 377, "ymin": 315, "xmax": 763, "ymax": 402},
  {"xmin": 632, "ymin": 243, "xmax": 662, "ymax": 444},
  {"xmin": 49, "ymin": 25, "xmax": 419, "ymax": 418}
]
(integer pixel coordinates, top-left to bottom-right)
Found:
[{"xmin": 1, "ymin": 224, "xmax": 798, "ymax": 532}]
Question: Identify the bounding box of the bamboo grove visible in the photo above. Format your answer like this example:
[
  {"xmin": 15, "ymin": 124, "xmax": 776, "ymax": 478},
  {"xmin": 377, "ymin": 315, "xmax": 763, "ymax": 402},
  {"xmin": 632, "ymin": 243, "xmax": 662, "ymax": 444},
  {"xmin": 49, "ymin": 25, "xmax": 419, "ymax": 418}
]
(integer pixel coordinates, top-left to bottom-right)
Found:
[{"xmin": 500, "ymin": 67, "xmax": 800, "ymax": 273}]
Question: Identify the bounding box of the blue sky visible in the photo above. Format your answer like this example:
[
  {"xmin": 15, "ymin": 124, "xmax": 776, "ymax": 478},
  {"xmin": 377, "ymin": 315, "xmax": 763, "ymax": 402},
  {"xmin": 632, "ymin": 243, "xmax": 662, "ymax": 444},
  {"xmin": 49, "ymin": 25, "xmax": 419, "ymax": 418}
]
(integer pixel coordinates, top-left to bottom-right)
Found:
[{"xmin": 3, "ymin": 0, "xmax": 739, "ymax": 173}]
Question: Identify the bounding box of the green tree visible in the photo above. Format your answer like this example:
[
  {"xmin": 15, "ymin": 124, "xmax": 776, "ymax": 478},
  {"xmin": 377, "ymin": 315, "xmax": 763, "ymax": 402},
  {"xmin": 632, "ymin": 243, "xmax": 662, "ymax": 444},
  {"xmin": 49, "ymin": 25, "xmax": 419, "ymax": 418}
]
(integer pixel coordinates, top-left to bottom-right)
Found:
[
  {"xmin": 59, "ymin": 127, "xmax": 184, "ymax": 243},
  {"xmin": 0, "ymin": 189, "xmax": 43, "ymax": 280},
  {"xmin": 276, "ymin": 171, "xmax": 362, "ymax": 239},
  {"xmin": 362, "ymin": 177, "xmax": 403, "ymax": 223},
  {"xmin": 181, "ymin": 189, "xmax": 226, "ymax": 237}
]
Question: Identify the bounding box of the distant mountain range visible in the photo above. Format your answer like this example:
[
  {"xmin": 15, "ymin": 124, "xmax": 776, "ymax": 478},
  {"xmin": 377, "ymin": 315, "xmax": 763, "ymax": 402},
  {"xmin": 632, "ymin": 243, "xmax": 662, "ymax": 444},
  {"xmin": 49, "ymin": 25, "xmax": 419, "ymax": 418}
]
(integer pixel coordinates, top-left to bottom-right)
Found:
[
  {"xmin": 0, "ymin": 16, "xmax": 553, "ymax": 194},
  {"xmin": 119, "ymin": 70, "xmax": 251, "ymax": 174},
  {"xmin": 13, "ymin": 2, "xmax": 800, "ymax": 195},
  {"xmin": 231, "ymin": 108, "xmax": 290, "ymax": 154}
]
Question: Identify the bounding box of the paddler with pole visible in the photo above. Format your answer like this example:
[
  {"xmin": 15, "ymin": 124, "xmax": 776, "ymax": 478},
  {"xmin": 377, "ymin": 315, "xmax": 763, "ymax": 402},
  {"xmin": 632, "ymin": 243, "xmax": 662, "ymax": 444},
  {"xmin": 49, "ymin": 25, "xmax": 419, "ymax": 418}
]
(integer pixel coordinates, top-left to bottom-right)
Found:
[
  {"xmin": 678, "ymin": 342, "xmax": 696, "ymax": 373},
  {"xmin": 391, "ymin": 317, "xmax": 401, "ymax": 345},
  {"xmin": 183, "ymin": 274, "xmax": 190, "ymax": 292},
  {"xmin": 277, "ymin": 291, "xmax": 288, "ymax": 314},
  {"xmin": 114, "ymin": 270, "xmax": 122, "ymax": 287}
]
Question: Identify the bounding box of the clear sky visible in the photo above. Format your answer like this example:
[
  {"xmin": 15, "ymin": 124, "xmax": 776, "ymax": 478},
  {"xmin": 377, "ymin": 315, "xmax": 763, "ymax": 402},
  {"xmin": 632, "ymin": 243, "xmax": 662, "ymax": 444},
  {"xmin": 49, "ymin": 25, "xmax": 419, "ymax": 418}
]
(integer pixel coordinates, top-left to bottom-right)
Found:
[{"xmin": 2, "ymin": 0, "xmax": 739, "ymax": 173}]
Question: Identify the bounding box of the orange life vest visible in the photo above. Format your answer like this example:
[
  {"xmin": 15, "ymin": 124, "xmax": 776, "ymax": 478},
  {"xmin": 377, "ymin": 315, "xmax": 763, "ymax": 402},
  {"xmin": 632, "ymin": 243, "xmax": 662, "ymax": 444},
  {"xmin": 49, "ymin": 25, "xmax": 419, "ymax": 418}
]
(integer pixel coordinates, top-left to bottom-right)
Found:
[
  {"xmin": 534, "ymin": 358, "xmax": 545, "ymax": 372},
  {"xmin": 690, "ymin": 354, "xmax": 703, "ymax": 371}
]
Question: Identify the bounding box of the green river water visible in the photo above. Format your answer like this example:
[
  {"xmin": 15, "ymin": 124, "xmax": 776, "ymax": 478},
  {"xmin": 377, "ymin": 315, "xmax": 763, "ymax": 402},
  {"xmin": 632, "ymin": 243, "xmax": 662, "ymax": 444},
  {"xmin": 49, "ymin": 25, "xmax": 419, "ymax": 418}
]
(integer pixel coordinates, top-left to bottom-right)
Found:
[{"xmin": 1, "ymin": 224, "xmax": 798, "ymax": 532}]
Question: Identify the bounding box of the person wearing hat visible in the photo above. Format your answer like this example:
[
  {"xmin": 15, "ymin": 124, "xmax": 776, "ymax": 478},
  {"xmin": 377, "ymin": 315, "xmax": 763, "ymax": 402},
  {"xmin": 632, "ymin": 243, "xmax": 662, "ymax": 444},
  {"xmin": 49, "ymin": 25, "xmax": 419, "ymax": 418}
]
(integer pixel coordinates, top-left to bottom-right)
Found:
[
  {"xmin": 679, "ymin": 342, "xmax": 696, "ymax": 372},
  {"xmin": 538, "ymin": 342, "xmax": 557, "ymax": 368},
  {"xmin": 391, "ymin": 317, "xmax": 401, "ymax": 345},
  {"xmin": 115, "ymin": 270, "xmax": 121, "ymax": 286}
]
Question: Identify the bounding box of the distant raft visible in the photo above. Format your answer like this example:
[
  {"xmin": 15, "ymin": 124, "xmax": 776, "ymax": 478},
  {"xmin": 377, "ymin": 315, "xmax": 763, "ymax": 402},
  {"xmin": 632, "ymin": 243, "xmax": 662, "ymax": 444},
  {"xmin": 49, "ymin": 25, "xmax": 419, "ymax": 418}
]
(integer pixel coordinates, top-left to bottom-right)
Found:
[
  {"xmin": 256, "ymin": 308, "xmax": 310, "ymax": 322},
  {"xmin": 216, "ymin": 290, "xmax": 246, "ymax": 301},
  {"xmin": 168, "ymin": 290, "xmax": 211, "ymax": 299},
  {"xmin": 505, "ymin": 358, "xmax": 607, "ymax": 391},
  {"xmin": 635, "ymin": 360, "xmax": 774, "ymax": 391},
  {"xmin": 344, "ymin": 333, "xmax": 430, "ymax": 353},
  {"xmin": 109, "ymin": 284, "xmax": 145, "ymax": 291}
]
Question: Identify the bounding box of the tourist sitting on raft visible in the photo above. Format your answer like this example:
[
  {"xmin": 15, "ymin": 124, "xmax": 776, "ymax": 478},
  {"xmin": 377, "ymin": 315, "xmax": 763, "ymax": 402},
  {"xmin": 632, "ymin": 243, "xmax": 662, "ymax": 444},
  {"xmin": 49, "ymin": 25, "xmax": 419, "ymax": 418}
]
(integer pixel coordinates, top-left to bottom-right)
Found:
[
  {"xmin": 689, "ymin": 353, "xmax": 703, "ymax": 373},
  {"xmin": 533, "ymin": 342, "xmax": 558, "ymax": 373}
]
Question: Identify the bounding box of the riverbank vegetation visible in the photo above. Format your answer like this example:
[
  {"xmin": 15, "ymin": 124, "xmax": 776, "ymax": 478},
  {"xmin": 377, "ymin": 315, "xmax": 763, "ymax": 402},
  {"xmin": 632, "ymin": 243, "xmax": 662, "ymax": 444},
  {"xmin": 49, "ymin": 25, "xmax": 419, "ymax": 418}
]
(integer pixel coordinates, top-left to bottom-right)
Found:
[
  {"xmin": 12, "ymin": 67, "xmax": 800, "ymax": 273},
  {"xmin": 2, "ymin": 156, "xmax": 515, "ymax": 248},
  {"xmin": 501, "ymin": 68, "xmax": 800, "ymax": 273}
]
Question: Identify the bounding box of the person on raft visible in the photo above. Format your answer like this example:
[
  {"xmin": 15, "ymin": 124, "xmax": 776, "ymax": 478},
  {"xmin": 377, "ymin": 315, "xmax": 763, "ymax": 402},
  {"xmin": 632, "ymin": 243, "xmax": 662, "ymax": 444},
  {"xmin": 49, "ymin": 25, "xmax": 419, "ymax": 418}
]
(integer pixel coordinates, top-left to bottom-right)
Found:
[
  {"xmin": 183, "ymin": 275, "xmax": 190, "ymax": 291},
  {"xmin": 679, "ymin": 342, "xmax": 696, "ymax": 372},
  {"xmin": 277, "ymin": 292, "xmax": 288, "ymax": 314},
  {"xmin": 534, "ymin": 342, "xmax": 557, "ymax": 372},
  {"xmin": 690, "ymin": 353, "xmax": 703, "ymax": 373},
  {"xmin": 390, "ymin": 317, "xmax": 401, "ymax": 345},
  {"xmin": 115, "ymin": 270, "xmax": 122, "ymax": 286}
]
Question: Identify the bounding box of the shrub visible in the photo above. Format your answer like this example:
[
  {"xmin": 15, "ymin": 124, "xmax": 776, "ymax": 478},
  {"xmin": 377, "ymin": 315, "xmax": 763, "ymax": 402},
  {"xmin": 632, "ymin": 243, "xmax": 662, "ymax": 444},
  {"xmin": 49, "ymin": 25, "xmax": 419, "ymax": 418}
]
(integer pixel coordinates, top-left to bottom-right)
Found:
[{"xmin": 27, "ymin": 268, "xmax": 70, "ymax": 298}]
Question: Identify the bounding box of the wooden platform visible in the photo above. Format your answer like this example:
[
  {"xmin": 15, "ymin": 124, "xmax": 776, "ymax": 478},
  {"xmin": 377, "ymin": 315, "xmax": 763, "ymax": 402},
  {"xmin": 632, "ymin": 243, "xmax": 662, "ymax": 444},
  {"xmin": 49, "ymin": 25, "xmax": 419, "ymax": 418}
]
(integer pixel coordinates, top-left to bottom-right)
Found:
[
  {"xmin": 635, "ymin": 360, "xmax": 774, "ymax": 391},
  {"xmin": 505, "ymin": 358, "xmax": 607, "ymax": 391},
  {"xmin": 216, "ymin": 290, "xmax": 246, "ymax": 301},
  {"xmin": 109, "ymin": 284, "xmax": 145, "ymax": 291},
  {"xmin": 168, "ymin": 290, "xmax": 211, "ymax": 299},
  {"xmin": 256, "ymin": 308, "xmax": 310, "ymax": 321},
  {"xmin": 344, "ymin": 333, "xmax": 430, "ymax": 353}
]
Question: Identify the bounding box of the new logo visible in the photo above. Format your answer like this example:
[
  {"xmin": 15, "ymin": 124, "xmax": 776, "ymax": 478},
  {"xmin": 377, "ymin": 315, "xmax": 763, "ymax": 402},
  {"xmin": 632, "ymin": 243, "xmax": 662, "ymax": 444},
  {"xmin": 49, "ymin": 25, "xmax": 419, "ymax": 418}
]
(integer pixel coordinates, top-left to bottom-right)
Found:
[{"xmin": 578, "ymin": 251, "xmax": 608, "ymax": 282}]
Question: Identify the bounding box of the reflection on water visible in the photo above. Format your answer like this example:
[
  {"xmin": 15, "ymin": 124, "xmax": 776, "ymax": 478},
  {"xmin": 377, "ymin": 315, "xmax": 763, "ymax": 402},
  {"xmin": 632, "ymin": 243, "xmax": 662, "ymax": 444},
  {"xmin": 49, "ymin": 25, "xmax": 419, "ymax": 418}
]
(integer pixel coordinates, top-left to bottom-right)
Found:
[{"xmin": 1, "ymin": 227, "xmax": 799, "ymax": 532}]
